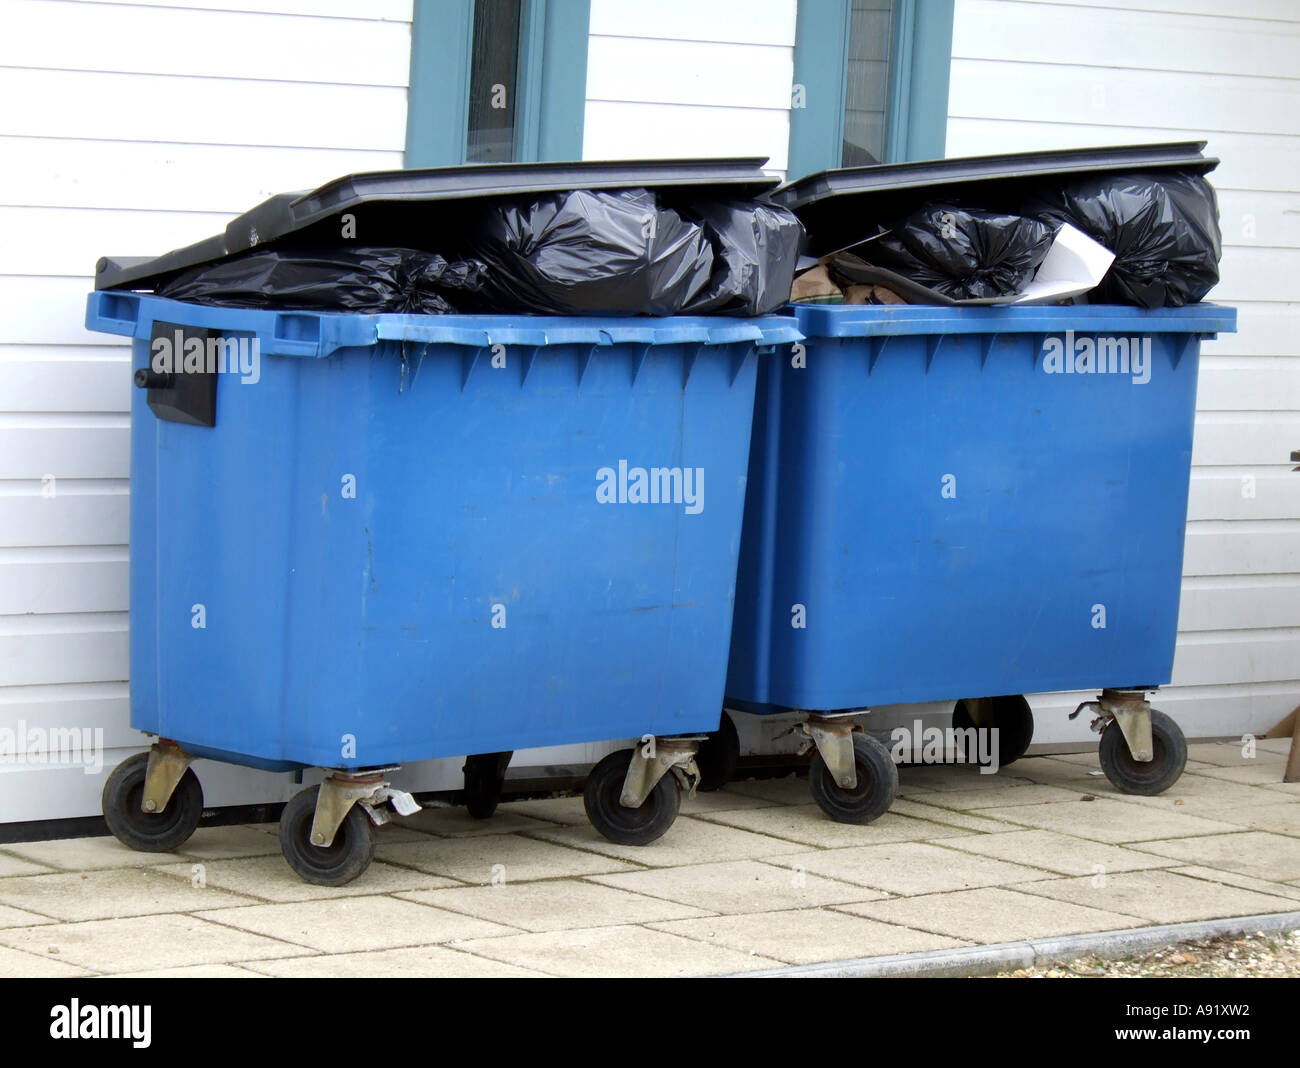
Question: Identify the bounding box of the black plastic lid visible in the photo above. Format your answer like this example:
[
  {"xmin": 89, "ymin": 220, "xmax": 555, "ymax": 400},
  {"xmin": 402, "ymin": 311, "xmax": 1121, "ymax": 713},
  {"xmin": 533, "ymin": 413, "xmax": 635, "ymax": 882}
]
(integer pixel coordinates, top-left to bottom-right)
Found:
[{"xmin": 97, "ymin": 157, "xmax": 779, "ymax": 291}]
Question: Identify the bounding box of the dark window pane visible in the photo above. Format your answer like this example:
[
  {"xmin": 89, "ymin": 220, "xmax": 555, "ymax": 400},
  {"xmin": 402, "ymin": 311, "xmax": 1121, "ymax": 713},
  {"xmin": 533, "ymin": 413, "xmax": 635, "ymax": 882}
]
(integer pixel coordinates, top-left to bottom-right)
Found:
[
  {"xmin": 467, "ymin": 0, "xmax": 522, "ymax": 163},
  {"xmin": 842, "ymin": 0, "xmax": 894, "ymax": 166}
]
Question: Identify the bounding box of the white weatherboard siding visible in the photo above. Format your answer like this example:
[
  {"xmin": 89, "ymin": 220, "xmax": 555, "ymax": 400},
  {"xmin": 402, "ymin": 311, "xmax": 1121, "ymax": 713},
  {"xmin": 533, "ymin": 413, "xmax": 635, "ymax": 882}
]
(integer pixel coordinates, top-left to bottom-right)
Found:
[
  {"xmin": 582, "ymin": 0, "xmax": 797, "ymax": 173},
  {"xmin": 0, "ymin": 0, "xmax": 431, "ymax": 823},
  {"xmin": 947, "ymin": 0, "xmax": 1300, "ymax": 744}
]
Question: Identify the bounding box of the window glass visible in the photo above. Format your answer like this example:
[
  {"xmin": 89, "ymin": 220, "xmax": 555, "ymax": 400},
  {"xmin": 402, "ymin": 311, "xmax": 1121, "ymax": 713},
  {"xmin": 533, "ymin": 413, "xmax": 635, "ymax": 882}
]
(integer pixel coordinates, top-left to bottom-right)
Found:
[
  {"xmin": 467, "ymin": 0, "xmax": 522, "ymax": 162},
  {"xmin": 842, "ymin": 0, "xmax": 895, "ymax": 166}
]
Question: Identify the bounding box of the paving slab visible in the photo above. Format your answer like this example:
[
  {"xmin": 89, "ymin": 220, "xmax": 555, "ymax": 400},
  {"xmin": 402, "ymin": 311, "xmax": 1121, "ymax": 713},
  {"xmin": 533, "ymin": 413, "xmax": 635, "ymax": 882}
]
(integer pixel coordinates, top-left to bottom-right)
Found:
[
  {"xmin": 1186, "ymin": 742, "xmax": 1283, "ymax": 767},
  {"xmin": 0, "ymin": 867, "xmax": 259, "ymax": 921},
  {"xmin": 590, "ymin": 859, "xmax": 884, "ymax": 914},
  {"xmin": 1192, "ymin": 763, "xmax": 1292, "ymax": 787},
  {"xmin": 896, "ymin": 766, "xmax": 1036, "ymax": 793},
  {"xmin": 528, "ymin": 815, "xmax": 805, "ymax": 868},
  {"xmin": 721, "ymin": 776, "xmax": 814, "ymax": 805},
  {"xmin": 243, "ymin": 946, "xmax": 547, "ymax": 978},
  {"xmin": 151, "ymin": 855, "xmax": 460, "ymax": 903},
  {"xmin": 938, "ymin": 829, "xmax": 1175, "ymax": 876},
  {"xmin": 1211, "ymin": 801, "xmax": 1300, "ymax": 836},
  {"xmin": 691, "ymin": 806, "xmax": 967, "ymax": 848},
  {"xmin": 164, "ymin": 825, "xmax": 286, "ymax": 860},
  {"xmin": 1, "ymin": 836, "xmax": 185, "ymax": 871},
  {"xmin": 398, "ymin": 880, "xmax": 709, "ymax": 932},
  {"xmin": 1012, "ymin": 869, "xmax": 1300, "ymax": 925},
  {"xmin": 774, "ymin": 841, "xmax": 1048, "ymax": 896},
  {"xmin": 839, "ymin": 886, "xmax": 1144, "ymax": 943},
  {"xmin": 976, "ymin": 797, "xmax": 1241, "ymax": 843},
  {"xmin": 1169, "ymin": 865, "xmax": 1300, "ymax": 902},
  {"xmin": 0, "ymin": 903, "xmax": 56, "ymax": 929},
  {"xmin": 456, "ymin": 923, "xmax": 784, "ymax": 977},
  {"xmin": 115, "ymin": 964, "xmax": 264, "ymax": 978},
  {"xmin": 904, "ymin": 783, "xmax": 1089, "ymax": 811},
  {"xmin": 1095, "ymin": 776, "xmax": 1287, "ymax": 816},
  {"xmin": 393, "ymin": 807, "xmax": 557, "ymax": 838},
  {"xmin": 197, "ymin": 895, "xmax": 518, "ymax": 953},
  {"xmin": 0, "ymin": 943, "xmax": 96, "ymax": 977},
  {"xmin": 0, "ymin": 913, "xmax": 311, "ymax": 973},
  {"xmin": 649, "ymin": 908, "xmax": 967, "ymax": 965},
  {"xmin": 887, "ymin": 798, "xmax": 1021, "ymax": 833},
  {"xmin": 1130, "ymin": 831, "xmax": 1300, "ymax": 883},
  {"xmin": 378, "ymin": 833, "xmax": 637, "ymax": 883},
  {"xmin": 0, "ymin": 853, "xmax": 56, "ymax": 878}
]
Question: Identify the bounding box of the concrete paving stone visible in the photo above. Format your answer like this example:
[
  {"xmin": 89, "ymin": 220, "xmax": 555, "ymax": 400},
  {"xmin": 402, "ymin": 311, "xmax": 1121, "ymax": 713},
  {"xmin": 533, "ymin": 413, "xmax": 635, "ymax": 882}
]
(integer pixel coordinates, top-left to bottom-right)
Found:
[
  {"xmin": 1129, "ymin": 831, "xmax": 1300, "ymax": 883},
  {"xmin": 0, "ymin": 904, "xmax": 56, "ymax": 928},
  {"xmin": 0, "ymin": 867, "xmax": 260, "ymax": 921},
  {"xmin": 393, "ymin": 807, "xmax": 556, "ymax": 838},
  {"xmin": 1192, "ymin": 763, "xmax": 1292, "ymax": 787},
  {"xmin": 528, "ymin": 815, "xmax": 806, "ymax": 868},
  {"xmin": 906, "ymin": 783, "xmax": 1090, "ymax": 811},
  {"xmin": 1, "ymin": 836, "xmax": 186, "ymax": 871},
  {"xmin": 649, "ymin": 908, "xmax": 968, "ymax": 966},
  {"xmin": 0, "ymin": 853, "xmax": 56, "ymax": 877},
  {"xmin": 680, "ymin": 789, "xmax": 783, "ymax": 814},
  {"xmin": 456, "ymin": 923, "xmax": 785, "ymax": 977},
  {"xmin": 976, "ymin": 797, "xmax": 1241, "ymax": 843},
  {"xmin": 1261, "ymin": 780, "xmax": 1300, "ymax": 796},
  {"xmin": 774, "ymin": 841, "xmax": 1047, "ymax": 896},
  {"xmin": 1012, "ymin": 869, "xmax": 1300, "ymax": 924},
  {"xmin": 1170, "ymin": 865, "xmax": 1300, "ymax": 902},
  {"xmin": 493, "ymin": 795, "xmax": 588, "ymax": 825},
  {"xmin": 1186, "ymin": 741, "xmax": 1286, "ymax": 767},
  {"xmin": 1098, "ymin": 776, "xmax": 1288, "ymax": 816},
  {"xmin": 590, "ymin": 859, "xmax": 885, "ymax": 914},
  {"xmin": 691, "ymin": 806, "xmax": 967, "ymax": 848},
  {"xmin": 0, "ymin": 913, "xmax": 311, "ymax": 973},
  {"xmin": 166, "ymin": 825, "xmax": 286, "ymax": 860},
  {"xmin": 938, "ymin": 830, "xmax": 1175, "ymax": 876},
  {"xmin": 0, "ymin": 944, "xmax": 96, "ymax": 977},
  {"xmin": 151, "ymin": 855, "xmax": 461, "ymax": 903},
  {"xmin": 888, "ymin": 798, "xmax": 1021, "ymax": 833},
  {"xmin": 378, "ymin": 833, "xmax": 637, "ymax": 883},
  {"xmin": 839, "ymin": 886, "xmax": 1144, "ymax": 944},
  {"xmin": 895, "ymin": 765, "xmax": 1037, "ymax": 793},
  {"xmin": 1211, "ymin": 801, "xmax": 1300, "ymax": 836},
  {"xmin": 197, "ymin": 895, "xmax": 518, "ymax": 953},
  {"xmin": 114, "ymin": 964, "xmax": 264, "ymax": 978},
  {"xmin": 398, "ymin": 879, "xmax": 710, "ymax": 932},
  {"xmin": 243, "ymin": 946, "xmax": 547, "ymax": 978},
  {"xmin": 721, "ymin": 775, "xmax": 814, "ymax": 805}
]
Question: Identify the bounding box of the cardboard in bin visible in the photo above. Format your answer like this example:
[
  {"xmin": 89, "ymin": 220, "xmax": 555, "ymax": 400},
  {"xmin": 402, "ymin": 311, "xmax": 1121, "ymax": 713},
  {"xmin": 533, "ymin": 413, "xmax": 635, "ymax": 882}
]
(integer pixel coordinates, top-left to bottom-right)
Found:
[{"xmin": 825, "ymin": 222, "xmax": 1115, "ymax": 307}]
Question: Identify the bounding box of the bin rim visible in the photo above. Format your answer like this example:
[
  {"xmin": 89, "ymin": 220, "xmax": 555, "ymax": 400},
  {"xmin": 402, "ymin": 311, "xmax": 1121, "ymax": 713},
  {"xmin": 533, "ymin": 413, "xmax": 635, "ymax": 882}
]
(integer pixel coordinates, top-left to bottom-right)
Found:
[
  {"xmin": 787, "ymin": 301, "xmax": 1237, "ymax": 338},
  {"xmin": 85, "ymin": 291, "xmax": 802, "ymax": 359}
]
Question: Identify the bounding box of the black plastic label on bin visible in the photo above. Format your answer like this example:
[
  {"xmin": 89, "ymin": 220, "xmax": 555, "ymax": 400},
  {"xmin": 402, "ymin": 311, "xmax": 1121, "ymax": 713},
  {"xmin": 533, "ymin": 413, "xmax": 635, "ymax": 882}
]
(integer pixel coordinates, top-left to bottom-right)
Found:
[{"xmin": 137, "ymin": 320, "xmax": 218, "ymax": 427}]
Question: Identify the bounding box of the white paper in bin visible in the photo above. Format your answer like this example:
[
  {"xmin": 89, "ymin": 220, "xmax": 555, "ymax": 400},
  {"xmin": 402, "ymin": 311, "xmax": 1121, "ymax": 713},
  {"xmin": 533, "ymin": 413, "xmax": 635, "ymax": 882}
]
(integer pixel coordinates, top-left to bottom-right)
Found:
[{"xmin": 1007, "ymin": 223, "xmax": 1115, "ymax": 305}]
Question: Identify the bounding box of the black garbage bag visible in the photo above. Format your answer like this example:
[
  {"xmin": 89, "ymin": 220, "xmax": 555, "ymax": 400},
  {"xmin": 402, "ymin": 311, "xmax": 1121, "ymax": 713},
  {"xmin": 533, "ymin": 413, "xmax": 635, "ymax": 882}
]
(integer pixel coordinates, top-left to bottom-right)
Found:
[
  {"xmin": 463, "ymin": 188, "xmax": 715, "ymax": 316},
  {"xmin": 157, "ymin": 246, "xmax": 486, "ymax": 314},
  {"xmin": 681, "ymin": 200, "xmax": 804, "ymax": 315},
  {"xmin": 865, "ymin": 204, "xmax": 1056, "ymax": 301},
  {"xmin": 1025, "ymin": 170, "xmax": 1221, "ymax": 308}
]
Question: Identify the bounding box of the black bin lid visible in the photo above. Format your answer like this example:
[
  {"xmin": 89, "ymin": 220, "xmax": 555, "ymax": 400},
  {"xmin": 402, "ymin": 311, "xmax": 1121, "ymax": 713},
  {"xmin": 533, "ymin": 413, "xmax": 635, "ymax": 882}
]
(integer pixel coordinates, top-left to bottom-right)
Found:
[
  {"xmin": 97, "ymin": 157, "xmax": 780, "ymax": 291},
  {"xmin": 773, "ymin": 141, "xmax": 1219, "ymax": 256}
]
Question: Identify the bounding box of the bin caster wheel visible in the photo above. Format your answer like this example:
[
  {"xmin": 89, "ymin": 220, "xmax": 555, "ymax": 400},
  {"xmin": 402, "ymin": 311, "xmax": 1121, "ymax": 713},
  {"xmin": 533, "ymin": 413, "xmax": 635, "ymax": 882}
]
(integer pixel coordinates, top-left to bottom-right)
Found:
[
  {"xmin": 584, "ymin": 749, "xmax": 681, "ymax": 846},
  {"xmin": 463, "ymin": 751, "xmax": 512, "ymax": 820},
  {"xmin": 695, "ymin": 711, "xmax": 740, "ymax": 792},
  {"xmin": 953, "ymin": 695, "xmax": 1034, "ymax": 767},
  {"xmin": 102, "ymin": 752, "xmax": 203, "ymax": 853},
  {"xmin": 809, "ymin": 734, "xmax": 897, "ymax": 825},
  {"xmin": 279, "ymin": 785, "xmax": 377, "ymax": 886},
  {"xmin": 1099, "ymin": 709, "xmax": 1187, "ymax": 796}
]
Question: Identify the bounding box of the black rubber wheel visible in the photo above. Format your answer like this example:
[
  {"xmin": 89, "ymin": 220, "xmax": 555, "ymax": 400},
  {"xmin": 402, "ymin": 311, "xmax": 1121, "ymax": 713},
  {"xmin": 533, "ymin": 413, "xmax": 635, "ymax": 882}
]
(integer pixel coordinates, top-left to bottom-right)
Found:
[
  {"xmin": 1098, "ymin": 709, "xmax": 1187, "ymax": 796},
  {"xmin": 463, "ymin": 751, "xmax": 512, "ymax": 819},
  {"xmin": 695, "ymin": 711, "xmax": 740, "ymax": 792},
  {"xmin": 278, "ymin": 785, "xmax": 377, "ymax": 886},
  {"xmin": 952, "ymin": 694, "xmax": 1034, "ymax": 767},
  {"xmin": 101, "ymin": 751, "xmax": 203, "ymax": 853},
  {"xmin": 808, "ymin": 733, "xmax": 898, "ymax": 825},
  {"xmin": 584, "ymin": 748, "xmax": 681, "ymax": 846}
]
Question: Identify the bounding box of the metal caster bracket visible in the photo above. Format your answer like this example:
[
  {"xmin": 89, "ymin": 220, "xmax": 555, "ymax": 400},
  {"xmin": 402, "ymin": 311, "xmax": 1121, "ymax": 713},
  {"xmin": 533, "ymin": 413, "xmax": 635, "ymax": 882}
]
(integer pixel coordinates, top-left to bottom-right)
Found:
[
  {"xmin": 1071, "ymin": 689, "xmax": 1154, "ymax": 763},
  {"xmin": 798, "ymin": 714, "xmax": 860, "ymax": 790},
  {"xmin": 620, "ymin": 738, "xmax": 702, "ymax": 809},
  {"xmin": 310, "ymin": 769, "xmax": 421, "ymax": 848},
  {"xmin": 141, "ymin": 739, "xmax": 194, "ymax": 815}
]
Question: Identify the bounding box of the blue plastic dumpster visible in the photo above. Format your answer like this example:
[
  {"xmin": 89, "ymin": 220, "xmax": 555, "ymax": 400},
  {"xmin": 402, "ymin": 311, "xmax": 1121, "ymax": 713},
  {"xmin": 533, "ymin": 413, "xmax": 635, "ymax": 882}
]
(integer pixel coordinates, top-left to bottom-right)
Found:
[
  {"xmin": 86, "ymin": 290, "xmax": 798, "ymax": 883},
  {"xmin": 723, "ymin": 301, "xmax": 1236, "ymax": 808}
]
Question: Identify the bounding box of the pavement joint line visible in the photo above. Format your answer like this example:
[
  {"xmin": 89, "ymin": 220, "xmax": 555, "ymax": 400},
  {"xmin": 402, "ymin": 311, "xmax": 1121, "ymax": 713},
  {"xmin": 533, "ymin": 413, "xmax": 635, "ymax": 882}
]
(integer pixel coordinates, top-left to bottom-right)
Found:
[{"xmin": 728, "ymin": 910, "xmax": 1300, "ymax": 978}]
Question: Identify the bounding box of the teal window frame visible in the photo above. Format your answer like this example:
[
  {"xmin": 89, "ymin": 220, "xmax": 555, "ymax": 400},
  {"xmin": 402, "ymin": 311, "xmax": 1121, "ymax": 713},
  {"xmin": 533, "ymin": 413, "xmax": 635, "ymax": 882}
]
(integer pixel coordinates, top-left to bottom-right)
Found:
[
  {"xmin": 787, "ymin": 0, "xmax": 955, "ymax": 179},
  {"xmin": 405, "ymin": 0, "xmax": 591, "ymax": 167}
]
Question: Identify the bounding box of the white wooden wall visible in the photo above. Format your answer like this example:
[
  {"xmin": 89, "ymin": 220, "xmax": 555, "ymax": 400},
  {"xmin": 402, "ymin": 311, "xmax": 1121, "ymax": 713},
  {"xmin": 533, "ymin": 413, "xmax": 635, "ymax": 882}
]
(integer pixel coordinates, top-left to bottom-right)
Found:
[
  {"xmin": 582, "ymin": 0, "xmax": 797, "ymax": 172},
  {"xmin": 947, "ymin": 0, "xmax": 1300, "ymax": 742}
]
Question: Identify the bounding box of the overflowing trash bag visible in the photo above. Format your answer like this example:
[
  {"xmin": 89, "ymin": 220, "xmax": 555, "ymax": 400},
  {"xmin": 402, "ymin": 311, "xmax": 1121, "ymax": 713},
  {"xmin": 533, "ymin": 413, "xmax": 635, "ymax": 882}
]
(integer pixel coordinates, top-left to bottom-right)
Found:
[
  {"xmin": 157, "ymin": 247, "xmax": 486, "ymax": 314},
  {"xmin": 463, "ymin": 188, "xmax": 803, "ymax": 317},
  {"xmin": 865, "ymin": 204, "xmax": 1057, "ymax": 301},
  {"xmin": 682, "ymin": 200, "xmax": 804, "ymax": 315},
  {"xmin": 1025, "ymin": 171, "xmax": 1221, "ymax": 308}
]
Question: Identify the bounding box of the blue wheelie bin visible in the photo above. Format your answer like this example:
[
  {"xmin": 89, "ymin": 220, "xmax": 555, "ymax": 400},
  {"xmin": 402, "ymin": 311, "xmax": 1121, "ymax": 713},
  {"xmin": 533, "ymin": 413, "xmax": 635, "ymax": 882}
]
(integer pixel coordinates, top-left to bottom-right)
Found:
[
  {"xmin": 724, "ymin": 299, "xmax": 1236, "ymax": 814},
  {"xmin": 87, "ymin": 290, "xmax": 797, "ymax": 883}
]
